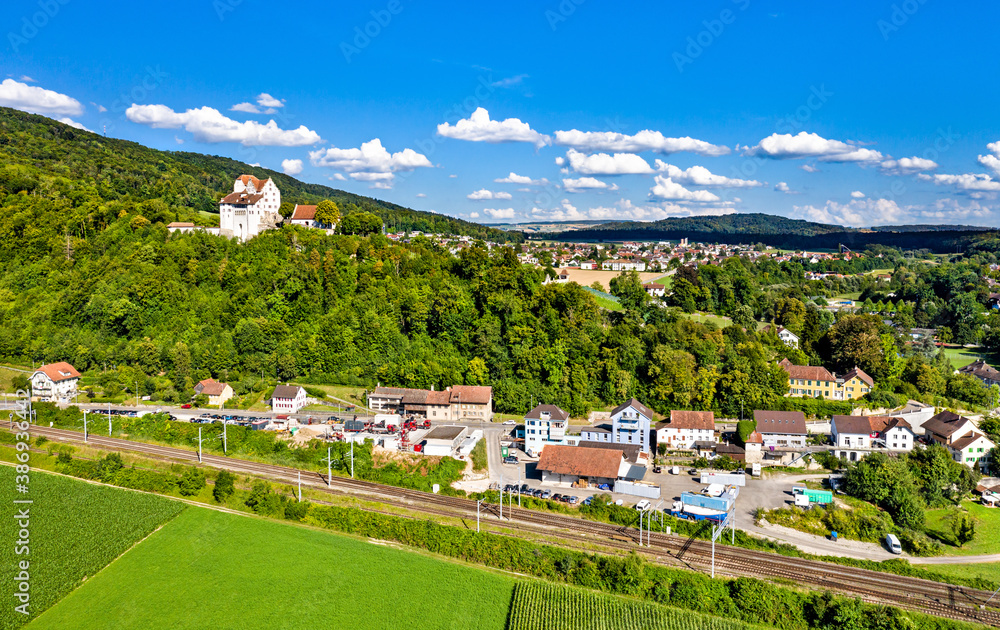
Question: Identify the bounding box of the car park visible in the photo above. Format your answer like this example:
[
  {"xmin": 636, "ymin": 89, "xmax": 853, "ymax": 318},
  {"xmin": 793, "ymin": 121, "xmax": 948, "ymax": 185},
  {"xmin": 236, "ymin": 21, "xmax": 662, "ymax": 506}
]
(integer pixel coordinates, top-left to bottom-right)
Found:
[
  {"xmin": 567, "ymin": 496, "xmax": 579, "ymax": 505},
  {"xmin": 540, "ymin": 490, "xmax": 552, "ymax": 499},
  {"xmin": 520, "ymin": 484, "xmax": 530, "ymax": 494}
]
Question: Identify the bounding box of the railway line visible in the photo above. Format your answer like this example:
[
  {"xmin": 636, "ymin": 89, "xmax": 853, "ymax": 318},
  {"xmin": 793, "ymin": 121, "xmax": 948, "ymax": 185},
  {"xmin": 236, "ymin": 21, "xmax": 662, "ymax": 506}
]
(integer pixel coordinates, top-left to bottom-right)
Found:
[{"xmin": 17, "ymin": 424, "xmax": 1000, "ymax": 627}]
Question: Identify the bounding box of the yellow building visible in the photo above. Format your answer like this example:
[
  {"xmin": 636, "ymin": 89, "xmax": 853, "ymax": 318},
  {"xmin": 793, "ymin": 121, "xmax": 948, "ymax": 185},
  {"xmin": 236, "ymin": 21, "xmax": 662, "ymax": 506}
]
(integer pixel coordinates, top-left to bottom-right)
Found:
[{"xmin": 779, "ymin": 359, "xmax": 874, "ymax": 401}]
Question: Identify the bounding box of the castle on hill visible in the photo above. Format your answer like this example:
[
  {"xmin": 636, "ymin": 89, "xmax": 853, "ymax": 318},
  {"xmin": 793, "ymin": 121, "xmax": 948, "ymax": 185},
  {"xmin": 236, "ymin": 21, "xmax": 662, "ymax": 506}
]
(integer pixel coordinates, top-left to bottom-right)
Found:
[{"xmin": 219, "ymin": 175, "xmax": 281, "ymax": 241}]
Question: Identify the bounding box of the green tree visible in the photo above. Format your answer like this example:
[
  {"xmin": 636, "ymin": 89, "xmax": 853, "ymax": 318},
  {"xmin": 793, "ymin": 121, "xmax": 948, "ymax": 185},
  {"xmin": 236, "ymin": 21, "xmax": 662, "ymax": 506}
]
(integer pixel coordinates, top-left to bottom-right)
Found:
[
  {"xmin": 178, "ymin": 467, "xmax": 205, "ymax": 496},
  {"xmin": 314, "ymin": 199, "xmax": 341, "ymax": 227},
  {"xmin": 213, "ymin": 470, "xmax": 236, "ymax": 503},
  {"xmin": 950, "ymin": 510, "xmax": 976, "ymax": 546}
]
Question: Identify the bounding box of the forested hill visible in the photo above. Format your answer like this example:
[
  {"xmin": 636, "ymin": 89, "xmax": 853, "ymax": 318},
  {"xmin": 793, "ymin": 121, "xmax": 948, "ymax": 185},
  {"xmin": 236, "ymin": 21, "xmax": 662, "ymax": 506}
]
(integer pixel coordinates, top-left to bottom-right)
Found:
[
  {"xmin": 0, "ymin": 107, "xmax": 517, "ymax": 243},
  {"xmin": 549, "ymin": 213, "xmax": 997, "ymax": 253}
]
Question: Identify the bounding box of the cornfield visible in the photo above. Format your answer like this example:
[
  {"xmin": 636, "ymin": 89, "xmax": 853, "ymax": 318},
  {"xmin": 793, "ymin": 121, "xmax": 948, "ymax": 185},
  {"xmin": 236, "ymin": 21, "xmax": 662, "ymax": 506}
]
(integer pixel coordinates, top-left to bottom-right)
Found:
[{"xmin": 506, "ymin": 581, "xmax": 760, "ymax": 630}]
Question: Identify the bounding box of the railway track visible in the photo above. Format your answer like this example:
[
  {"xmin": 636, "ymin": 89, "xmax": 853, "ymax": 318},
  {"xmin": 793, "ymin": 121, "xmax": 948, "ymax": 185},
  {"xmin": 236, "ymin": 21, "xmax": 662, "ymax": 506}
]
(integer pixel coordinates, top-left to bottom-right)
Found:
[{"xmin": 18, "ymin": 424, "xmax": 1000, "ymax": 627}]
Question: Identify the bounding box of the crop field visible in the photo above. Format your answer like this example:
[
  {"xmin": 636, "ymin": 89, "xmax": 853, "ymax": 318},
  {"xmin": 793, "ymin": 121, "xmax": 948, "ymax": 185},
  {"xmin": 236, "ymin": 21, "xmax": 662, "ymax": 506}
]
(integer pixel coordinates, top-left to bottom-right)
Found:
[
  {"xmin": 506, "ymin": 582, "xmax": 761, "ymax": 630},
  {"xmin": 0, "ymin": 467, "xmax": 186, "ymax": 630},
  {"xmin": 556, "ymin": 268, "xmax": 667, "ymax": 291},
  {"xmin": 27, "ymin": 505, "xmax": 516, "ymax": 630}
]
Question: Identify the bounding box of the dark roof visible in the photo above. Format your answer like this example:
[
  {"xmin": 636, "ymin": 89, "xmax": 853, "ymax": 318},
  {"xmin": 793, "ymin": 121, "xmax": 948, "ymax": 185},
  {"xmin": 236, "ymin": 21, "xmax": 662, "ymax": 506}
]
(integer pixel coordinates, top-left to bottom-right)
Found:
[
  {"xmin": 271, "ymin": 385, "xmax": 303, "ymax": 400},
  {"xmin": 951, "ymin": 432, "xmax": 992, "ymax": 451},
  {"xmin": 923, "ymin": 411, "xmax": 969, "ymax": 438},
  {"xmin": 832, "ymin": 415, "xmax": 877, "ymax": 436},
  {"xmin": 221, "ymin": 191, "xmax": 265, "ymax": 205},
  {"xmin": 778, "ymin": 358, "xmax": 836, "ymax": 383},
  {"xmin": 536, "ymin": 445, "xmax": 624, "ymax": 479},
  {"xmin": 577, "ymin": 441, "xmax": 642, "ymax": 463},
  {"xmin": 716, "ymin": 443, "xmax": 746, "ymax": 455},
  {"xmin": 611, "ymin": 398, "xmax": 654, "ymax": 419},
  {"xmin": 662, "ymin": 410, "xmax": 715, "ymax": 431},
  {"xmin": 753, "ymin": 410, "xmax": 807, "ymax": 436},
  {"xmin": 525, "ymin": 404, "xmax": 570, "ymax": 422},
  {"xmin": 424, "ymin": 425, "xmax": 466, "ymax": 441},
  {"xmin": 960, "ymin": 360, "xmax": 1000, "ymax": 382},
  {"xmin": 582, "ymin": 424, "xmax": 612, "ymax": 434},
  {"xmin": 622, "ymin": 465, "xmax": 647, "ymax": 481}
]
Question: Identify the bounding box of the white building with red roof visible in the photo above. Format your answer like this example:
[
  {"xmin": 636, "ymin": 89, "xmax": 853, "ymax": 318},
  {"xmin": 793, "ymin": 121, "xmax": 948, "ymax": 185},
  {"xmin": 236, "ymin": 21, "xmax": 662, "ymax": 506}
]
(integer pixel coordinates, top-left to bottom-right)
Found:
[
  {"xmin": 219, "ymin": 175, "xmax": 282, "ymax": 241},
  {"xmin": 30, "ymin": 362, "xmax": 81, "ymax": 402}
]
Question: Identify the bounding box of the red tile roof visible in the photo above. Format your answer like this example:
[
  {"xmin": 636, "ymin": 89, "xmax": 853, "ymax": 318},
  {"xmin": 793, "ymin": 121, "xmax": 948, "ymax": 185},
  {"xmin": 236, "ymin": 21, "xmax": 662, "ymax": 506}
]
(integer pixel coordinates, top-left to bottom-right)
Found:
[
  {"xmin": 167, "ymin": 222, "xmax": 195, "ymax": 228},
  {"xmin": 238, "ymin": 175, "xmax": 271, "ymax": 190},
  {"xmin": 35, "ymin": 362, "xmax": 80, "ymax": 383},
  {"xmin": 449, "ymin": 385, "xmax": 492, "ymax": 405},
  {"xmin": 221, "ymin": 191, "xmax": 265, "ymax": 205},
  {"xmin": 537, "ymin": 445, "xmax": 625, "ymax": 479},
  {"xmin": 842, "ymin": 366, "xmax": 875, "ymax": 387},
  {"xmin": 291, "ymin": 204, "xmax": 316, "ymax": 220},
  {"xmin": 196, "ymin": 378, "xmax": 229, "ymax": 396},
  {"xmin": 664, "ymin": 410, "xmax": 715, "ymax": 431},
  {"xmin": 779, "ymin": 359, "xmax": 836, "ymax": 383},
  {"xmin": 753, "ymin": 410, "xmax": 807, "ymax": 436}
]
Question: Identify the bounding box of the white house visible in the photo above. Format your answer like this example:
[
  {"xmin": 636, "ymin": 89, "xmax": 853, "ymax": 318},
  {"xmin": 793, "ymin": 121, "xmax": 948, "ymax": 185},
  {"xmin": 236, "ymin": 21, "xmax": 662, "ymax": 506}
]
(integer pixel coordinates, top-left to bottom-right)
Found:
[
  {"xmin": 30, "ymin": 362, "xmax": 80, "ymax": 402},
  {"xmin": 602, "ymin": 259, "xmax": 647, "ymax": 272},
  {"xmin": 611, "ymin": 398, "xmax": 654, "ymax": 454},
  {"xmin": 923, "ymin": 411, "xmax": 995, "ymax": 472},
  {"xmin": 270, "ymin": 384, "xmax": 307, "ymax": 414},
  {"xmin": 655, "ymin": 410, "xmax": 715, "ymax": 450},
  {"xmin": 524, "ymin": 404, "xmax": 570, "ymax": 457},
  {"xmin": 643, "ymin": 283, "xmax": 666, "ymax": 298},
  {"xmin": 831, "ymin": 415, "xmax": 916, "ymax": 461},
  {"xmin": 775, "ymin": 326, "xmax": 800, "ymax": 349},
  {"xmin": 753, "ymin": 410, "xmax": 807, "ymax": 449},
  {"xmin": 219, "ymin": 175, "xmax": 282, "ymax": 242},
  {"xmin": 579, "ymin": 260, "xmax": 596, "ymax": 270}
]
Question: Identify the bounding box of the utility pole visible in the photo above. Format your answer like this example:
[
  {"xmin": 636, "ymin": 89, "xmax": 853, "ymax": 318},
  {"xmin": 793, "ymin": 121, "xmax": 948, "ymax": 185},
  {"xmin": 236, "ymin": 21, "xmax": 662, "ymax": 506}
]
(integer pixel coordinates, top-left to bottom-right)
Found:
[
  {"xmin": 477, "ymin": 499, "xmax": 482, "ymax": 532},
  {"xmin": 193, "ymin": 427, "xmax": 203, "ymax": 463},
  {"xmin": 297, "ymin": 471, "xmax": 302, "ymax": 502},
  {"xmin": 83, "ymin": 409, "xmax": 89, "ymax": 442},
  {"xmin": 135, "ymin": 379, "xmax": 139, "ymax": 407},
  {"xmin": 499, "ymin": 486, "xmax": 503, "ymax": 520},
  {"xmin": 320, "ymin": 447, "xmax": 333, "ymax": 486},
  {"xmin": 638, "ymin": 510, "xmax": 643, "ymax": 546},
  {"xmin": 350, "ymin": 439, "xmax": 354, "ymax": 479},
  {"xmin": 108, "ymin": 402, "xmax": 112, "ymax": 436}
]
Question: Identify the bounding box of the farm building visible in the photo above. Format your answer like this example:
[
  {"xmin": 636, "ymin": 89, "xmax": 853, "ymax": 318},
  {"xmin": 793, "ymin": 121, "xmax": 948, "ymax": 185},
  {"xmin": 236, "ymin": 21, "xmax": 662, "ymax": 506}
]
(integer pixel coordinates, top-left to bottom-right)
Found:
[{"xmin": 536, "ymin": 445, "xmax": 631, "ymax": 487}]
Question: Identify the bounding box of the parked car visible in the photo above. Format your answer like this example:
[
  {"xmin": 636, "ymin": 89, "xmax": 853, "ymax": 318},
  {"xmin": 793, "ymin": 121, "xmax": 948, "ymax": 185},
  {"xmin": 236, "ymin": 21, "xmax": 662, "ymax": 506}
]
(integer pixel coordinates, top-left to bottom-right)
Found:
[
  {"xmin": 552, "ymin": 493, "xmax": 563, "ymax": 502},
  {"xmin": 532, "ymin": 489, "xmax": 544, "ymax": 498},
  {"xmin": 540, "ymin": 490, "xmax": 552, "ymax": 499},
  {"xmin": 634, "ymin": 500, "xmax": 651, "ymax": 511},
  {"xmin": 180, "ymin": 404, "xmax": 192, "ymax": 409},
  {"xmin": 503, "ymin": 456, "xmax": 519, "ymax": 465},
  {"xmin": 567, "ymin": 496, "xmax": 579, "ymax": 505},
  {"xmin": 582, "ymin": 496, "xmax": 593, "ymax": 506},
  {"xmin": 885, "ymin": 534, "xmax": 902, "ymax": 554},
  {"xmin": 520, "ymin": 484, "xmax": 530, "ymax": 494},
  {"xmin": 502, "ymin": 420, "xmax": 516, "ymax": 425}
]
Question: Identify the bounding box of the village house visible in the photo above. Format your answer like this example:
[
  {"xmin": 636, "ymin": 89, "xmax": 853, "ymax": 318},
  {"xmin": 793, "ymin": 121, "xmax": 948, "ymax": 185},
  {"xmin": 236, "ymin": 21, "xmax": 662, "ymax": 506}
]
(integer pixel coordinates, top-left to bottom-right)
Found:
[
  {"xmin": 194, "ymin": 378, "xmax": 234, "ymax": 407},
  {"xmin": 270, "ymin": 384, "xmax": 307, "ymax": 414},
  {"xmin": 958, "ymin": 360, "xmax": 1000, "ymax": 387},
  {"xmin": 764, "ymin": 325, "xmax": 800, "ymax": 349},
  {"xmin": 923, "ymin": 411, "xmax": 995, "ymax": 472},
  {"xmin": 779, "ymin": 358, "xmax": 874, "ymax": 400},
  {"xmin": 30, "ymin": 362, "xmax": 80, "ymax": 402},
  {"xmin": 524, "ymin": 404, "xmax": 571, "ymax": 457},
  {"xmin": 753, "ymin": 410, "xmax": 807, "ymax": 449},
  {"xmin": 602, "ymin": 259, "xmax": 647, "ymax": 272},
  {"xmin": 655, "ymin": 410, "xmax": 716, "ymax": 450},
  {"xmin": 536, "ymin": 444, "xmax": 632, "ymax": 488},
  {"xmin": 643, "ymin": 283, "xmax": 666, "ymax": 298},
  {"xmin": 366, "ymin": 385, "xmax": 493, "ymax": 422},
  {"xmin": 219, "ymin": 175, "xmax": 282, "ymax": 242},
  {"xmin": 831, "ymin": 415, "xmax": 916, "ymax": 461},
  {"xmin": 610, "ymin": 398, "xmax": 654, "ymax": 454}
]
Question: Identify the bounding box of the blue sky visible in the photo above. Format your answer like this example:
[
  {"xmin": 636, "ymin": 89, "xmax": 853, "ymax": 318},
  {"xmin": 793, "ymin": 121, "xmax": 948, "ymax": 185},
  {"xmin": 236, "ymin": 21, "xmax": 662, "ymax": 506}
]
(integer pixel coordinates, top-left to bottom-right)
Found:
[{"xmin": 3, "ymin": 0, "xmax": 1000, "ymax": 227}]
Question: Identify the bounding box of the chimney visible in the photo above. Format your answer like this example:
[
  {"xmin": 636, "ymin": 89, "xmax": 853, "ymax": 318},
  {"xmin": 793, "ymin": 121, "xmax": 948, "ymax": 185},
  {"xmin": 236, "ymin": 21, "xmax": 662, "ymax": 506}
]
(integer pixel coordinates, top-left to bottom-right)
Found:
[{"xmin": 431, "ymin": 385, "xmax": 434, "ymax": 391}]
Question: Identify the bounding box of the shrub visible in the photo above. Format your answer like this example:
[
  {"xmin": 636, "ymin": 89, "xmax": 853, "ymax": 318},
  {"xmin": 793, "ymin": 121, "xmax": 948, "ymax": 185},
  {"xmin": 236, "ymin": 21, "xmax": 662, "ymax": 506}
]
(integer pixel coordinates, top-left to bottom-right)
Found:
[{"xmin": 178, "ymin": 467, "xmax": 205, "ymax": 496}]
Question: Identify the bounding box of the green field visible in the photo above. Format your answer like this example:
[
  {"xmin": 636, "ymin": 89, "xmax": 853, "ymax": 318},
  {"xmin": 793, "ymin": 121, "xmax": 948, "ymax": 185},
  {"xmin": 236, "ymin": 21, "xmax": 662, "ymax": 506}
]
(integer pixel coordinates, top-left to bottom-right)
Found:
[
  {"xmin": 27, "ymin": 506, "xmax": 516, "ymax": 630},
  {"xmin": 0, "ymin": 468, "xmax": 186, "ymax": 630},
  {"xmin": 291, "ymin": 382, "xmax": 368, "ymax": 408},
  {"xmin": 925, "ymin": 502, "xmax": 1000, "ymax": 556},
  {"xmin": 507, "ymin": 582, "xmax": 762, "ymax": 630},
  {"xmin": 942, "ymin": 346, "xmax": 992, "ymax": 370},
  {"xmin": 925, "ymin": 562, "xmax": 1000, "ymax": 586},
  {"xmin": 0, "ymin": 366, "xmax": 29, "ymax": 394}
]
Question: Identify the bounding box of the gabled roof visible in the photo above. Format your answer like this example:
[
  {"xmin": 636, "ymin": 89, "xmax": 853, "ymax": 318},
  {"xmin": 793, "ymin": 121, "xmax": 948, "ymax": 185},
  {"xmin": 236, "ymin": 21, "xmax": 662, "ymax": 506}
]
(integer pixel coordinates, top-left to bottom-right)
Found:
[
  {"xmin": 271, "ymin": 385, "xmax": 303, "ymax": 400},
  {"xmin": 34, "ymin": 362, "xmax": 80, "ymax": 383},
  {"xmin": 449, "ymin": 385, "xmax": 492, "ymax": 405},
  {"xmin": 753, "ymin": 410, "xmax": 807, "ymax": 436},
  {"xmin": 778, "ymin": 358, "xmax": 836, "ymax": 383},
  {"xmin": 291, "ymin": 204, "xmax": 316, "ymax": 220},
  {"xmin": 195, "ymin": 378, "xmax": 228, "ymax": 396},
  {"xmin": 842, "ymin": 366, "xmax": 875, "ymax": 387},
  {"xmin": 221, "ymin": 191, "xmax": 265, "ymax": 205},
  {"xmin": 611, "ymin": 398, "xmax": 654, "ymax": 420},
  {"xmin": 832, "ymin": 415, "xmax": 877, "ymax": 436},
  {"xmin": 660, "ymin": 410, "xmax": 715, "ymax": 431},
  {"xmin": 167, "ymin": 222, "xmax": 195, "ymax": 228},
  {"xmin": 238, "ymin": 175, "xmax": 271, "ymax": 189},
  {"xmin": 525, "ymin": 404, "xmax": 569, "ymax": 422},
  {"xmin": 950, "ymin": 432, "xmax": 994, "ymax": 451},
  {"xmin": 960, "ymin": 360, "xmax": 1000, "ymax": 382},
  {"xmin": 923, "ymin": 411, "xmax": 971, "ymax": 438},
  {"xmin": 425, "ymin": 390, "xmax": 451, "ymax": 405},
  {"xmin": 537, "ymin": 445, "xmax": 625, "ymax": 479}
]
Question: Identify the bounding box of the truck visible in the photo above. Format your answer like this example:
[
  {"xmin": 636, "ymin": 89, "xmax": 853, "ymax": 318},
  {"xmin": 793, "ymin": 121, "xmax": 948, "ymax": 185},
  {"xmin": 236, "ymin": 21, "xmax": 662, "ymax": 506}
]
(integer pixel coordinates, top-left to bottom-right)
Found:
[
  {"xmin": 669, "ymin": 501, "xmax": 727, "ymax": 523},
  {"xmin": 681, "ymin": 490, "xmax": 735, "ymax": 513},
  {"xmin": 792, "ymin": 486, "xmax": 833, "ymax": 505}
]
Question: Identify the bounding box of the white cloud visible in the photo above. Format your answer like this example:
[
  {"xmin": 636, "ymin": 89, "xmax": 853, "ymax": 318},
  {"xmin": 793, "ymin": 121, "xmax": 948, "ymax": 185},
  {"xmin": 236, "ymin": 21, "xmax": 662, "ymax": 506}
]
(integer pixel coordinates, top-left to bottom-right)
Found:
[
  {"xmin": 564, "ymin": 149, "xmax": 653, "ymax": 175},
  {"xmin": 449, "ymin": 174, "xmax": 458, "ymax": 178},
  {"xmin": 94, "ymin": 103, "xmax": 108, "ymax": 113},
  {"xmin": 801, "ymin": 164, "xmax": 820, "ymax": 173},
  {"xmin": 654, "ymin": 160, "xmax": 761, "ymax": 188},
  {"xmin": 649, "ymin": 175, "xmax": 721, "ymax": 202},
  {"xmin": 281, "ymin": 158, "xmax": 303, "ymax": 176},
  {"xmin": 529, "ymin": 198, "xmax": 735, "ymax": 222},
  {"xmin": 309, "ymin": 138, "xmax": 432, "ymax": 187},
  {"xmin": 553, "ymin": 129, "xmax": 729, "ymax": 156},
  {"xmin": 370, "ymin": 182, "xmax": 392, "ymax": 190},
  {"xmin": 331, "ymin": 173, "xmax": 347, "ymax": 181},
  {"xmin": 793, "ymin": 198, "xmax": 908, "ymax": 227},
  {"xmin": 977, "ymin": 142, "xmax": 1000, "ymax": 177},
  {"xmin": 256, "ymin": 93, "xmax": 284, "ymax": 108},
  {"xmin": 19, "ymin": 75, "xmax": 35, "ymax": 83},
  {"xmin": 230, "ymin": 102, "xmax": 262, "ymax": 114},
  {"xmin": 0, "ymin": 79, "xmax": 83, "ymax": 116},
  {"xmin": 562, "ymin": 177, "xmax": 619, "ymax": 193},
  {"xmin": 416, "ymin": 193, "xmax": 427, "ymax": 198},
  {"xmin": 174, "ymin": 136, "xmax": 184, "ymax": 144},
  {"xmin": 58, "ymin": 118, "xmax": 91, "ymax": 132},
  {"xmin": 494, "ymin": 172, "xmax": 548, "ymax": 185},
  {"xmin": 483, "ymin": 207, "xmax": 516, "ymax": 219},
  {"xmin": 851, "ymin": 190, "xmax": 866, "ymax": 198},
  {"xmin": 880, "ymin": 156, "xmax": 938, "ymax": 174},
  {"xmin": 774, "ymin": 182, "xmax": 792, "ymax": 193},
  {"xmin": 467, "ymin": 189, "xmax": 512, "ymax": 200},
  {"xmin": 437, "ymin": 107, "xmax": 549, "ymax": 147},
  {"xmin": 126, "ymin": 104, "xmax": 321, "ymax": 146},
  {"xmin": 470, "ymin": 212, "xmax": 480, "ymax": 218},
  {"xmin": 918, "ymin": 172, "xmax": 1000, "ymax": 192},
  {"xmin": 747, "ymin": 131, "xmax": 883, "ymax": 163},
  {"xmin": 490, "ymin": 74, "xmax": 528, "ymax": 88}
]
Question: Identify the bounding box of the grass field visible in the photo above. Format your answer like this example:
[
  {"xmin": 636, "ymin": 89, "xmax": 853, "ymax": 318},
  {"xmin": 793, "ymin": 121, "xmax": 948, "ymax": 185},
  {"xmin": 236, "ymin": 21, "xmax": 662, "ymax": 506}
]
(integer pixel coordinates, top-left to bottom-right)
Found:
[
  {"xmin": 0, "ymin": 468, "xmax": 186, "ymax": 630},
  {"xmin": 942, "ymin": 346, "xmax": 992, "ymax": 370},
  {"xmin": 925, "ymin": 502, "xmax": 1000, "ymax": 556},
  {"xmin": 925, "ymin": 563, "xmax": 1000, "ymax": 586},
  {"xmin": 831, "ymin": 292, "xmax": 862, "ymax": 302},
  {"xmin": 581, "ymin": 286, "xmax": 624, "ymax": 312},
  {"xmin": 507, "ymin": 582, "xmax": 762, "ymax": 630},
  {"xmin": 292, "ymin": 382, "xmax": 368, "ymax": 408},
  {"xmin": 0, "ymin": 366, "xmax": 29, "ymax": 394},
  {"xmin": 27, "ymin": 506, "xmax": 516, "ymax": 630}
]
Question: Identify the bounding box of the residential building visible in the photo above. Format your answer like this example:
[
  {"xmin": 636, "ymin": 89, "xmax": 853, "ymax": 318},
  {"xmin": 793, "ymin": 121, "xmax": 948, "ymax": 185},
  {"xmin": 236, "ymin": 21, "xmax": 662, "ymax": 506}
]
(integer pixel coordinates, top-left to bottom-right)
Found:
[
  {"xmin": 655, "ymin": 410, "xmax": 715, "ymax": 450},
  {"xmin": 753, "ymin": 410, "xmax": 807, "ymax": 449},
  {"xmin": 611, "ymin": 398, "xmax": 654, "ymax": 454},
  {"xmin": 923, "ymin": 411, "xmax": 995, "ymax": 471},
  {"xmin": 959, "ymin": 360, "xmax": 1000, "ymax": 387},
  {"xmin": 289, "ymin": 204, "xmax": 318, "ymax": 227},
  {"xmin": 366, "ymin": 385, "xmax": 493, "ymax": 421},
  {"xmin": 270, "ymin": 384, "xmax": 307, "ymax": 414},
  {"xmin": 166, "ymin": 222, "xmax": 218, "ymax": 236},
  {"xmin": 779, "ymin": 358, "xmax": 874, "ymax": 400},
  {"xmin": 602, "ymin": 259, "xmax": 647, "ymax": 272},
  {"xmin": 524, "ymin": 404, "xmax": 571, "ymax": 457},
  {"xmin": 536, "ymin": 444, "xmax": 631, "ymax": 487},
  {"xmin": 219, "ymin": 175, "xmax": 282, "ymax": 242},
  {"xmin": 580, "ymin": 424, "xmax": 612, "ymax": 443},
  {"xmin": 194, "ymin": 378, "xmax": 234, "ymax": 407},
  {"xmin": 30, "ymin": 362, "xmax": 80, "ymax": 402},
  {"xmin": 579, "ymin": 260, "xmax": 596, "ymax": 270},
  {"xmin": 643, "ymin": 283, "xmax": 666, "ymax": 298},
  {"xmin": 765, "ymin": 325, "xmax": 799, "ymax": 349},
  {"xmin": 831, "ymin": 415, "xmax": 916, "ymax": 461}
]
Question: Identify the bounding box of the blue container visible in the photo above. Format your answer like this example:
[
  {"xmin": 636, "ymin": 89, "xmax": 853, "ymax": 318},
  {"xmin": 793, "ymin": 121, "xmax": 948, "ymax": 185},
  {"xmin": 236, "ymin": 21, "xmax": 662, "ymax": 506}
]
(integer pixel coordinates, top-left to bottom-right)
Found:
[{"xmin": 680, "ymin": 491, "xmax": 734, "ymax": 513}]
